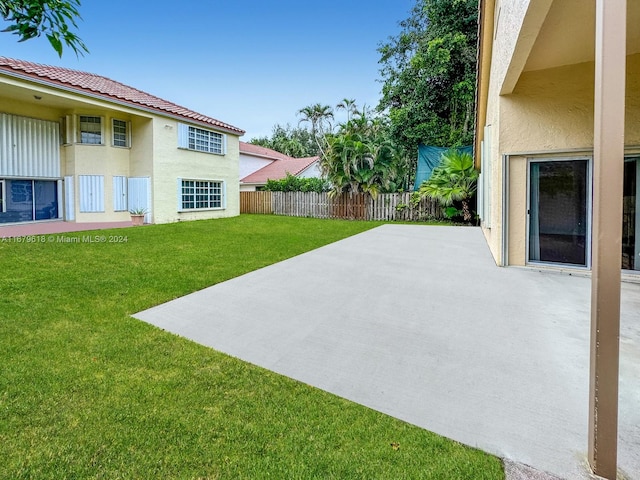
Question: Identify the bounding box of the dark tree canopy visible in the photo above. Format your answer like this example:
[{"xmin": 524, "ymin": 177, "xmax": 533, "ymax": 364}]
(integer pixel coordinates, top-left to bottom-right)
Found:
[
  {"xmin": 249, "ymin": 123, "xmax": 320, "ymax": 158},
  {"xmin": 1, "ymin": 0, "xmax": 88, "ymax": 56},
  {"xmin": 378, "ymin": 0, "xmax": 478, "ymax": 159}
]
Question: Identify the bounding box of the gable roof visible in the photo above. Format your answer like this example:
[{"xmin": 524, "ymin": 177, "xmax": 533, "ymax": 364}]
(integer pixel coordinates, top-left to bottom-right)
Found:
[
  {"xmin": 241, "ymin": 155, "xmax": 319, "ymax": 184},
  {"xmin": 0, "ymin": 57, "xmax": 244, "ymax": 135},
  {"xmin": 239, "ymin": 141, "xmax": 293, "ymax": 162}
]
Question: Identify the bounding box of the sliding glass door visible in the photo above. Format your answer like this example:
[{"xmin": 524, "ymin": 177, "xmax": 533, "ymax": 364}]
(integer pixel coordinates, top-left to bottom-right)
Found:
[
  {"xmin": 0, "ymin": 179, "xmax": 59, "ymax": 223},
  {"xmin": 528, "ymin": 159, "xmax": 590, "ymax": 267},
  {"xmin": 623, "ymin": 157, "xmax": 640, "ymax": 271}
]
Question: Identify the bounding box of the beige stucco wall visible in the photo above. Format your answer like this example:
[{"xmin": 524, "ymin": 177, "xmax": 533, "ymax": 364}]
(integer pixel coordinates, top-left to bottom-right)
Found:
[
  {"xmin": 482, "ymin": 54, "xmax": 640, "ymax": 266},
  {"xmin": 66, "ymin": 143, "xmax": 132, "ymax": 223},
  {"xmin": 61, "ymin": 108, "xmax": 150, "ymax": 223},
  {"xmin": 150, "ymin": 118, "xmax": 240, "ymax": 224}
]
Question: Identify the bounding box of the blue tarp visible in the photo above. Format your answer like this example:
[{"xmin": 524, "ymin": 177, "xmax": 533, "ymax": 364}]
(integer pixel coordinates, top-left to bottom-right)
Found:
[{"xmin": 414, "ymin": 145, "xmax": 473, "ymax": 191}]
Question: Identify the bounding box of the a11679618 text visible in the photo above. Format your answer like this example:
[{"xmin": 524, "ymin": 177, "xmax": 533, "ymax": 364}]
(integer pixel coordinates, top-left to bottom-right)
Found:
[{"xmin": 1, "ymin": 235, "xmax": 129, "ymax": 244}]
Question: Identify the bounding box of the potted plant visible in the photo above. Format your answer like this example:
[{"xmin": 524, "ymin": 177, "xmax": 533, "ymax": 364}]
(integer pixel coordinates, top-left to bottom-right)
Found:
[{"xmin": 129, "ymin": 207, "xmax": 147, "ymax": 226}]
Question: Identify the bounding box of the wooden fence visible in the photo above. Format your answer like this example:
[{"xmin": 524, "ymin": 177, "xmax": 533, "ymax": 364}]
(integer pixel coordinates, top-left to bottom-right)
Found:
[
  {"xmin": 240, "ymin": 191, "xmax": 442, "ymax": 221},
  {"xmin": 240, "ymin": 191, "xmax": 272, "ymax": 214}
]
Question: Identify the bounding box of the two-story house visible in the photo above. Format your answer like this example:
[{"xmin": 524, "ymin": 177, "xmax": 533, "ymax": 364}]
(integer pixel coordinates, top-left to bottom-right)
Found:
[{"xmin": 0, "ymin": 57, "xmax": 244, "ymax": 226}]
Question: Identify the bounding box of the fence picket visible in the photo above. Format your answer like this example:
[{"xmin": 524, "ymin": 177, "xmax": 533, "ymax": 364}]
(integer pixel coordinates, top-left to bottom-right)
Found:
[{"xmin": 240, "ymin": 191, "xmax": 443, "ymax": 221}]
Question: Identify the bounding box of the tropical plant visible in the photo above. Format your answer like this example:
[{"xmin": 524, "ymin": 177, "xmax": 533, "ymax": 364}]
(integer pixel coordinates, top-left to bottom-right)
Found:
[
  {"xmin": 297, "ymin": 103, "xmax": 334, "ymax": 157},
  {"xmin": 336, "ymin": 98, "xmax": 358, "ymax": 123},
  {"xmin": 320, "ymin": 106, "xmax": 409, "ymax": 199},
  {"xmin": 416, "ymin": 150, "xmax": 478, "ymax": 222},
  {"xmin": 1, "ymin": 0, "xmax": 88, "ymax": 56},
  {"xmin": 263, "ymin": 174, "xmax": 329, "ymax": 193}
]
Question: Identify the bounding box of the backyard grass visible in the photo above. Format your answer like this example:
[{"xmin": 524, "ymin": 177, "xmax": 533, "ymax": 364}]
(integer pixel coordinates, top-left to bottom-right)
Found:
[{"xmin": 0, "ymin": 215, "xmax": 504, "ymax": 479}]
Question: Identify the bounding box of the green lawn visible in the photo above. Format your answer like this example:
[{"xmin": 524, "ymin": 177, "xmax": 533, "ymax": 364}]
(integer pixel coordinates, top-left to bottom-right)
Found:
[{"xmin": 0, "ymin": 215, "xmax": 504, "ymax": 479}]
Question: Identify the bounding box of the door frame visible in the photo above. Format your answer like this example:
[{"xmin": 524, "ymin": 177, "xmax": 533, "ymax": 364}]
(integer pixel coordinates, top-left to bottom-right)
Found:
[
  {"xmin": 526, "ymin": 156, "xmax": 592, "ymax": 269},
  {"xmin": 623, "ymin": 155, "xmax": 640, "ymax": 272}
]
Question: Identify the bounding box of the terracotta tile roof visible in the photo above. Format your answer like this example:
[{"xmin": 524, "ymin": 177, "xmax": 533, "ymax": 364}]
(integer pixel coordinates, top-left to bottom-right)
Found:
[
  {"xmin": 0, "ymin": 57, "xmax": 244, "ymax": 134},
  {"xmin": 239, "ymin": 141, "xmax": 293, "ymax": 161},
  {"xmin": 241, "ymin": 155, "xmax": 319, "ymax": 184}
]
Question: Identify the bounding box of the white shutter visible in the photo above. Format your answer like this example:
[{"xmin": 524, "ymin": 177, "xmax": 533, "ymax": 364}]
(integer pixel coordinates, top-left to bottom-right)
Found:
[
  {"xmin": 482, "ymin": 125, "xmax": 492, "ymax": 228},
  {"xmin": 113, "ymin": 176, "xmax": 128, "ymax": 211},
  {"xmin": 79, "ymin": 175, "xmax": 104, "ymax": 213},
  {"xmin": 64, "ymin": 176, "xmax": 75, "ymax": 220},
  {"xmin": 222, "ymin": 181, "xmax": 227, "ymax": 209},
  {"xmin": 0, "ymin": 113, "xmax": 60, "ymax": 177},
  {"xmin": 177, "ymin": 123, "xmax": 189, "ymax": 148},
  {"xmin": 128, "ymin": 177, "xmax": 151, "ymax": 222}
]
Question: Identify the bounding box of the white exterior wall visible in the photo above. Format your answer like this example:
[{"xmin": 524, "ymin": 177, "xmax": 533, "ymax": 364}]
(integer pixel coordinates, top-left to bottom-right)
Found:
[
  {"xmin": 297, "ymin": 162, "xmax": 321, "ymax": 179},
  {"xmin": 239, "ymin": 153, "xmax": 273, "ymax": 179}
]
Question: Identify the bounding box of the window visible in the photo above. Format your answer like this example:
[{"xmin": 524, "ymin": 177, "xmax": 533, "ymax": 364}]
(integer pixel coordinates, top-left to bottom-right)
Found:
[
  {"xmin": 180, "ymin": 179, "xmax": 224, "ymax": 210},
  {"xmin": 79, "ymin": 116, "xmax": 102, "ymax": 144},
  {"xmin": 112, "ymin": 119, "xmax": 129, "ymax": 147},
  {"xmin": 0, "ymin": 179, "xmax": 59, "ymax": 222},
  {"xmin": 178, "ymin": 124, "xmax": 226, "ymax": 154}
]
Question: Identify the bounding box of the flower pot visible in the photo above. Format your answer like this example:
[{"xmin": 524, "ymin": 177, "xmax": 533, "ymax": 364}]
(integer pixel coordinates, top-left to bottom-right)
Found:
[{"xmin": 131, "ymin": 214, "xmax": 145, "ymax": 226}]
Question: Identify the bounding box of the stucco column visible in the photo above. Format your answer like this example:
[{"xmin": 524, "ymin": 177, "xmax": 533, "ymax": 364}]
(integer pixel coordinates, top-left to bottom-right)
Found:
[{"xmin": 589, "ymin": 0, "xmax": 626, "ymax": 478}]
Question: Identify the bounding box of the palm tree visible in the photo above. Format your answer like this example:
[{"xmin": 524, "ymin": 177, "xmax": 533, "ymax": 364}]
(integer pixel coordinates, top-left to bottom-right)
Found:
[
  {"xmin": 417, "ymin": 150, "xmax": 478, "ymax": 222},
  {"xmin": 297, "ymin": 103, "xmax": 334, "ymax": 156},
  {"xmin": 336, "ymin": 98, "xmax": 358, "ymax": 123},
  {"xmin": 320, "ymin": 109, "xmax": 404, "ymax": 200}
]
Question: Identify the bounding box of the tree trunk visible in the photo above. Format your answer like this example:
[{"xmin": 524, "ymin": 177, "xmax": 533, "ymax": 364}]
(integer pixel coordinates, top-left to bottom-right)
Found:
[{"xmin": 461, "ymin": 199, "xmax": 472, "ymax": 223}]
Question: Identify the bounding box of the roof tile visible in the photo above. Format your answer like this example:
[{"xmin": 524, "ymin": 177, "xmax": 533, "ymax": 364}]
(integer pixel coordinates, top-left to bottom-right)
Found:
[
  {"xmin": 241, "ymin": 155, "xmax": 319, "ymax": 184},
  {"xmin": 0, "ymin": 57, "xmax": 244, "ymax": 134}
]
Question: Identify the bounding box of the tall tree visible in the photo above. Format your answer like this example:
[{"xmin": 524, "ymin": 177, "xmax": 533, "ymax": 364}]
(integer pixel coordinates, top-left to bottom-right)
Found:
[
  {"xmin": 336, "ymin": 98, "xmax": 358, "ymax": 123},
  {"xmin": 320, "ymin": 106, "xmax": 409, "ymax": 198},
  {"xmin": 1, "ymin": 0, "xmax": 88, "ymax": 56},
  {"xmin": 378, "ymin": 0, "xmax": 477, "ymax": 165},
  {"xmin": 250, "ymin": 123, "xmax": 319, "ymax": 157},
  {"xmin": 297, "ymin": 103, "xmax": 334, "ymax": 157}
]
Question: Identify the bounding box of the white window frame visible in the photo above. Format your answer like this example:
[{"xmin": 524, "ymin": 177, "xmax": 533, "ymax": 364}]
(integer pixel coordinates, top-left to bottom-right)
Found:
[
  {"xmin": 78, "ymin": 115, "xmax": 104, "ymax": 145},
  {"xmin": 178, "ymin": 123, "xmax": 226, "ymax": 155},
  {"xmin": 178, "ymin": 178, "xmax": 225, "ymax": 211},
  {"xmin": 112, "ymin": 119, "xmax": 130, "ymax": 148}
]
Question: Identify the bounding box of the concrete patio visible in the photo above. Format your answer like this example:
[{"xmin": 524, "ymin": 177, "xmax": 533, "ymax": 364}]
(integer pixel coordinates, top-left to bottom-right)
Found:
[{"xmin": 134, "ymin": 225, "xmax": 640, "ymax": 479}]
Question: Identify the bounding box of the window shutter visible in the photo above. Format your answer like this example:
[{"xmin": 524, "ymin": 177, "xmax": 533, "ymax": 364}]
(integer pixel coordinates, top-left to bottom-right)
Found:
[
  {"xmin": 64, "ymin": 115, "xmax": 74, "ymax": 144},
  {"xmin": 178, "ymin": 124, "xmax": 189, "ymax": 148},
  {"xmin": 113, "ymin": 176, "xmax": 127, "ymax": 211},
  {"xmin": 64, "ymin": 176, "xmax": 75, "ymax": 220},
  {"xmin": 79, "ymin": 175, "xmax": 104, "ymax": 213}
]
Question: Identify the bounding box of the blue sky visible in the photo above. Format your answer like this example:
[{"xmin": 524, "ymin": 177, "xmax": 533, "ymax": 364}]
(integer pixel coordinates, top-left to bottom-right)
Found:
[{"xmin": 1, "ymin": 0, "xmax": 415, "ymax": 140}]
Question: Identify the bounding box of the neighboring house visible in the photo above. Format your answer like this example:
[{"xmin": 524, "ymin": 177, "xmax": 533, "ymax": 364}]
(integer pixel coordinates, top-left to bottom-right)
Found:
[
  {"xmin": 475, "ymin": 0, "xmax": 640, "ymax": 273},
  {"xmin": 239, "ymin": 142, "xmax": 320, "ymax": 192},
  {"xmin": 0, "ymin": 57, "xmax": 244, "ymax": 226}
]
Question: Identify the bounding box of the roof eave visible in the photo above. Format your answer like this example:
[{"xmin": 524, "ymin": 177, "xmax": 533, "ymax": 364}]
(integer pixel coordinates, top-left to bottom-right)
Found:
[{"xmin": 0, "ymin": 68, "xmax": 245, "ymax": 136}]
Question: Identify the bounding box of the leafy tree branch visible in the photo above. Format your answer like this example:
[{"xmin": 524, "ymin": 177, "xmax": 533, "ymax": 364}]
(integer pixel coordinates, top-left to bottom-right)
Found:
[{"xmin": 1, "ymin": 0, "xmax": 88, "ymax": 56}]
